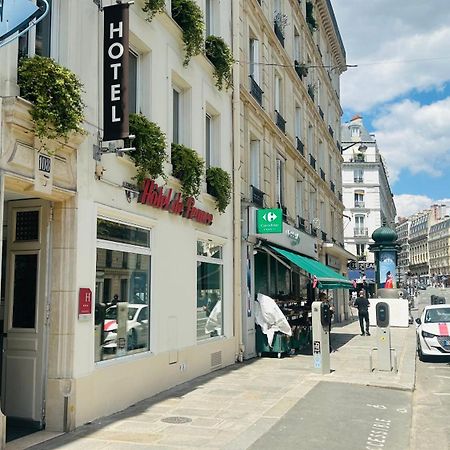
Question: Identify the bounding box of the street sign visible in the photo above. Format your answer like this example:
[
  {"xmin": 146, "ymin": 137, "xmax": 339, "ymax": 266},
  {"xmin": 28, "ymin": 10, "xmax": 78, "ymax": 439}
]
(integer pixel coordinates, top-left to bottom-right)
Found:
[{"xmin": 256, "ymin": 208, "xmax": 283, "ymax": 234}]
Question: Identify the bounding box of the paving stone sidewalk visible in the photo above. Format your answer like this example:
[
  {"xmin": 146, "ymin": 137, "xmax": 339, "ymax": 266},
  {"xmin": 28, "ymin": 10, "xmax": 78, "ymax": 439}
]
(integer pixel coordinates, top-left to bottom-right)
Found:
[{"xmin": 11, "ymin": 318, "xmax": 416, "ymax": 450}]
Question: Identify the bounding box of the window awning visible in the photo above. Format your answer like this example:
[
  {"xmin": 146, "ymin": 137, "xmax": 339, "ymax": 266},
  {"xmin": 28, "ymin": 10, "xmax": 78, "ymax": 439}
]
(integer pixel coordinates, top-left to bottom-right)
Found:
[{"xmin": 268, "ymin": 245, "xmax": 353, "ymax": 289}]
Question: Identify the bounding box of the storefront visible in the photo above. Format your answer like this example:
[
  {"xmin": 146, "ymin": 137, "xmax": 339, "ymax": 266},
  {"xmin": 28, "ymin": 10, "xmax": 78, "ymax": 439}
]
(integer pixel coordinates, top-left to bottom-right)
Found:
[{"xmin": 242, "ymin": 207, "xmax": 352, "ymax": 359}]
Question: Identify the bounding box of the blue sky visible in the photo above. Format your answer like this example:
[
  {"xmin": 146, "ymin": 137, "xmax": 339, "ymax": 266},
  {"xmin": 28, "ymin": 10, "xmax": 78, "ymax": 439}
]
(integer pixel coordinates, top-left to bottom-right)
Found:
[{"xmin": 333, "ymin": 0, "xmax": 450, "ymax": 217}]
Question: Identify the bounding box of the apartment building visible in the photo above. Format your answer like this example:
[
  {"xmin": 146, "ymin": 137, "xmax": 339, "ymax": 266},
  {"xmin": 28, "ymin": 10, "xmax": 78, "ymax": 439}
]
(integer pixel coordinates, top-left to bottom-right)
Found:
[
  {"xmin": 396, "ymin": 217, "xmax": 410, "ymax": 284},
  {"xmin": 239, "ymin": 0, "xmax": 351, "ymax": 357},
  {"xmin": 428, "ymin": 213, "xmax": 450, "ymax": 286},
  {"xmin": 341, "ymin": 115, "xmax": 396, "ymax": 283}
]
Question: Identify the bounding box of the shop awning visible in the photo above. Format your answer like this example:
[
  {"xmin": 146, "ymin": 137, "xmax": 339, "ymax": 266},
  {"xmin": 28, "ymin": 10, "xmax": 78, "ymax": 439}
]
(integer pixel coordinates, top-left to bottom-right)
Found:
[{"xmin": 269, "ymin": 245, "xmax": 353, "ymax": 289}]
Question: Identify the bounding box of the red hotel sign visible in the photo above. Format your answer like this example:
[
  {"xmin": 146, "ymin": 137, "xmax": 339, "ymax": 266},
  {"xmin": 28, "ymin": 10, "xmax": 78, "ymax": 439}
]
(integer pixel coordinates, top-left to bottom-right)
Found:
[{"xmin": 139, "ymin": 178, "xmax": 214, "ymax": 225}]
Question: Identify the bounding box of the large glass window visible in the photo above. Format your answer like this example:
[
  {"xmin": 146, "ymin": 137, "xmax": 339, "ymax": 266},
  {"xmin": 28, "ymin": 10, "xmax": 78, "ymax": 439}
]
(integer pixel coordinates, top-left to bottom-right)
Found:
[
  {"xmin": 95, "ymin": 219, "xmax": 151, "ymax": 362},
  {"xmin": 197, "ymin": 241, "xmax": 223, "ymax": 341}
]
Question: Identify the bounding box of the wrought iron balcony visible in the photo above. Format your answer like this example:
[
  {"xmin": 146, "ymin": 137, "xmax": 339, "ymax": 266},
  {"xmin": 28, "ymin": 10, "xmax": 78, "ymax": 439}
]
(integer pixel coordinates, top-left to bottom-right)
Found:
[
  {"xmin": 354, "ymin": 201, "xmax": 365, "ymax": 208},
  {"xmin": 310, "ymin": 225, "xmax": 318, "ymax": 237},
  {"xmin": 307, "ymin": 84, "xmax": 315, "ymax": 101},
  {"xmin": 275, "ymin": 110, "xmax": 286, "ymax": 133},
  {"xmin": 309, "ymin": 154, "xmax": 316, "ymax": 170},
  {"xmin": 249, "ymin": 75, "xmax": 263, "ymax": 106},
  {"xmin": 354, "ymin": 177, "xmax": 364, "ymax": 183},
  {"xmin": 251, "ymin": 185, "xmax": 264, "ymax": 207},
  {"xmin": 328, "ymin": 125, "xmax": 334, "ymax": 137},
  {"xmin": 354, "ymin": 227, "xmax": 368, "ymax": 237},
  {"xmin": 320, "ymin": 168, "xmax": 326, "ymax": 181},
  {"xmin": 296, "ymin": 137, "xmax": 304, "ymax": 156},
  {"xmin": 336, "ymin": 140, "xmax": 342, "ymax": 153},
  {"xmin": 297, "ymin": 216, "xmax": 306, "ymax": 232},
  {"xmin": 294, "ymin": 60, "xmax": 308, "ymax": 80},
  {"xmin": 321, "ymin": 231, "xmax": 327, "ymax": 241},
  {"xmin": 330, "ymin": 181, "xmax": 335, "ymax": 192},
  {"xmin": 357, "ymin": 254, "xmax": 367, "ymax": 261},
  {"xmin": 318, "ymin": 106, "xmax": 324, "ymax": 120},
  {"xmin": 274, "ymin": 21, "xmax": 285, "ymax": 47},
  {"xmin": 338, "ymin": 191, "xmax": 342, "ymax": 202}
]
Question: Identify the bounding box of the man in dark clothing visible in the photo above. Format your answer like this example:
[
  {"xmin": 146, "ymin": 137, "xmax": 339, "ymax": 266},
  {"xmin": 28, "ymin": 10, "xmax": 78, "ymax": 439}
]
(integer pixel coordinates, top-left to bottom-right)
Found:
[{"xmin": 354, "ymin": 290, "xmax": 370, "ymax": 336}]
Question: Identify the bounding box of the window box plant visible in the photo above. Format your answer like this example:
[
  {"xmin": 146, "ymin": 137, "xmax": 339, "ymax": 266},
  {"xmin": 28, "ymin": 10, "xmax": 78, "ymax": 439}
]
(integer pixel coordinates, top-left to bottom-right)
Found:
[
  {"xmin": 129, "ymin": 113, "xmax": 167, "ymax": 185},
  {"xmin": 17, "ymin": 56, "xmax": 85, "ymax": 146},
  {"xmin": 171, "ymin": 143, "xmax": 205, "ymax": 198},
  {"xmin": 206, "ymin": 167, "xmax": 232, "ymax": 213},
  {"xmin": 306, "ymin": 1, "xmax": 317, "ymax": 33},
  {"xmin": 205, "ymin": 35, "xmax": 234, "ymax": 91},
  {"xmin": 143, "ymin": 0, "xmax": 166, "ymax": 21},
  {"xmin": 171, "ymin": 0, "xmax": 204, "ymax": 66}
]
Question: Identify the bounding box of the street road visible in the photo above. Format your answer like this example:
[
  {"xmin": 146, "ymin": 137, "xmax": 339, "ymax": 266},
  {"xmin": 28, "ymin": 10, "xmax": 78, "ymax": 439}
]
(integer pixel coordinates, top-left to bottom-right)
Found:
[
  {"xmin": 249, "ymin": 381, "xmax": 412, "ymax": 450},
  {"xmin": 410, "ymin": 288, "xmax": 450, "ymax": 450}
]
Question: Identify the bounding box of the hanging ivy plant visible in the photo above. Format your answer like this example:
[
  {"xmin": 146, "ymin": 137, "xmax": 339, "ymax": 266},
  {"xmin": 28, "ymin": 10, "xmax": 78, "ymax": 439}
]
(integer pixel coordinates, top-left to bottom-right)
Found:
[
  {"xmin": 171, "ymin": 143, "xmax": 205, "ymax": 198},
  {"xmin": 206, "ymin": 167, "xmax": 232, "ymax": 213},
  {"xmin": 171, "ymin": 0, "xmax": 204, "ymax": 66},
  {"xmin": 205, "ymin": 36, "xmax": 234, "ymax": 91},
  {"xmin": 129, "ymin": 113, "xmax": 167, "ymax": 185},
  {"xmin": 306, "ymin": 1, "xmax": 317, "ymax": 32},
  {"xmin": 18, "ymin": 55, "xmax": 85, "ymax": 143},
  {"xmin": 143, "ymin": 0, "xmax": 166, "ymax": 22}
]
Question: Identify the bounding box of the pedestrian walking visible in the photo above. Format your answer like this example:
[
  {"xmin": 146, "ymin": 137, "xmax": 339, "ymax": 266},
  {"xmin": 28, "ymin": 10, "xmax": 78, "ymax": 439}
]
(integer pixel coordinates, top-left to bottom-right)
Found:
[{"xmin": 354, "ymin": 290, "xmax": 370, "ymax": 336}]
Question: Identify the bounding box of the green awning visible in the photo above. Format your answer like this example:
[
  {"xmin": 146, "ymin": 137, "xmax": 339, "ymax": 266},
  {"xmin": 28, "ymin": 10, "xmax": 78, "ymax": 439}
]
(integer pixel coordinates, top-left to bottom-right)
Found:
[{"xmin": 269, "ymin": 245, "xmax": 352, "ymax": 289}]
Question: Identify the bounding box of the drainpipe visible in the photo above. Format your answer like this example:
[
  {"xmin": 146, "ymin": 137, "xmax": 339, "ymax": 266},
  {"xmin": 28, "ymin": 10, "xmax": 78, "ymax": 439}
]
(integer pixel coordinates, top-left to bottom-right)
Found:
[
  {"xmin": 0, "ymin": 168, "xmax": 6, "ymax": 450},
  {"xmin": 231, "ymin": 0, "xmax": 243, "ymax": 361}
]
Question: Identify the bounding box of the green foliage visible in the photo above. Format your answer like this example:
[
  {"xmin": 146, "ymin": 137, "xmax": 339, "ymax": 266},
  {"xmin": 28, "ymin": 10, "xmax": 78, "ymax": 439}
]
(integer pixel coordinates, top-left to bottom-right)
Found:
[
  {"xmin": 206, "ymin": 167, "xmax": 232, "ymax": 213},
  {"xmin": 129, "ymin": 113, "xmax": 167, "ymax": 185},
  {"xmin": 171, "ymin": 0, "xmax": 204, "ymax": 66},
  {"xmin": 18, "ymin": 56, "xmax": 85, "ymax": 143},
  {"xmin": 171, "ymin": 143, "xmax": 205, "ymax": 198},
  {"xmin": 143, "ymin": 0, "xmax": 166, "ymax": 22},
  {"xmin": 295, "ymin": 61, "xmax": 308, "ymax": 78},
  {"xmin": 205, "ymin": 35, "xmax": 234, "ymax": 91},
  {"xmin": 306, "ymin": 1, "xmax": 317, "ymax": 32}
]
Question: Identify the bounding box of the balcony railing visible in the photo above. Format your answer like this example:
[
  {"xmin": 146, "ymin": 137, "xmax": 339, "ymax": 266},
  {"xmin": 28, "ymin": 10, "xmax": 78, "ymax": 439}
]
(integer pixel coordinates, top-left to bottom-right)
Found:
[
  {"xmin": 294, "ymin": 60, "xmax": 308, "ymax": 80},
  {"xmin": 318, "ymin": 106, "xmax": 324, "ymax": 120},
  {"xmin": 338, "ymin": 191, "xmax": 342, "ymax": 202},
  {"xmin": 307, "ymin": 84, "xmax": 315, "ymax": 101},
  {"xmin": 336, "ymin": 140, "xmax": 342, "ymax": 153},
  {"xmin": 354, "ymin": 227, "xmax": 368, "ymax": 237},
  {"xmin": 297, "ymin": 216, "xmax": 306, "ymax": 232},
  {"xmin": 249, "ymin": 75, "xmax": 263, "ymax": 106},
  {"xmin": 309, "ymin": 154, "xmax": 316, "ymax": 170},
  {"xmin": 320, "ymin": 168, "xmax": 326, "ymax": 181},
  {"xmin": 274, "ymin": 21, "xmax": 285, "ymax": 47},
  {"xmin": 321, "ymin": 231, "xmax": 327, "ymax": 241},
  {"xmin": 251, "ymin": 185, "xmax": 265, "ymax": 207},
  {"xmin": 357, "ymin": 254, "xmax": 367, "ymax": 261},
  {"xmin": 275, "ymin": 110, "xmax": 286, "ymax": 133},
  {"xmin": 296, "ymin": 137, "xmax": 304, "ymax": 156},
  {"xmin": 310, "ymin": 225, "xmax": 318, "ymax": 237},
  {"xmin": 328, "ymin": 125, "xmax": 334, "ymax": 137},
  {"xmin": 354, "ymin": 201, "xmax": 365, "ymax": 208},
  {"xmin": 330, "ymin": 181, "xmax": 335, "ymax": 192},
  {"xmin": 354, "ymin": 177, "xmax": 364, "ymax": 183},
  {"xmin": 277, "ymin": 202, "xmax": 288, "ymax": 221}
]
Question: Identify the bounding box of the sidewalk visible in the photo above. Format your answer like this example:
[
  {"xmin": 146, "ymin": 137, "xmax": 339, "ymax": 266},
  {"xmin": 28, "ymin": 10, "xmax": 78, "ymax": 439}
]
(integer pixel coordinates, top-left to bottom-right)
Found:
[{"xmin": 12, "ymin": 318, "xmax": 416, "ymax": 450}]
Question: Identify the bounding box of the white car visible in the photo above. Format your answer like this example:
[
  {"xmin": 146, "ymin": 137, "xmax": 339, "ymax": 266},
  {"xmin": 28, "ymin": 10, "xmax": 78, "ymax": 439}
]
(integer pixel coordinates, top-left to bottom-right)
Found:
[
  {"xmin": 415, "ymin": 304, "xmax": 450, "ymax": 360},
  {"xmin": 103, "ymin": 304, "xmax": 149, "ymax": 351}
]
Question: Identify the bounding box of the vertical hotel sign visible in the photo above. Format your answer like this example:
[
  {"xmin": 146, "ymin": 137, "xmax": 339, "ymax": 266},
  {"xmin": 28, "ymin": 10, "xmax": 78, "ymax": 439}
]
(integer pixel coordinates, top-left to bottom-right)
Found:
[{"xmin": 103, "ymin": 2, "xmax": 129, "ymax": 141}]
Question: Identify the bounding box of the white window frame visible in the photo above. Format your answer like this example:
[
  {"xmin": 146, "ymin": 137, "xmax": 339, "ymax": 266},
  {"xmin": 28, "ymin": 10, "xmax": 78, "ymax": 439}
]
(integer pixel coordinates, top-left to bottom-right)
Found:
[
  {"xmin": 295, "ymin": 105, "xmax": 302, "ymax": 140},
  {"xmin": 276, "ymin": 157, "xmax": 285, "ymax": 206},
  {"xmin": 249, "ymin": 37, "xmax": 260, "ymax": 85},
  {"xmin": 250, "ymin": 139, "xmax": 261, "ymax": 189}
]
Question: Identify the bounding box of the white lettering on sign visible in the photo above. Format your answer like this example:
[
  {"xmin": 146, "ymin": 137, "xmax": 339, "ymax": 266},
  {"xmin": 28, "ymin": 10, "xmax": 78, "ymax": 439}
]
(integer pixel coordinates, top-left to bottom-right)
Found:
[
  {"xmin": 110, "ymin": 21, "xmax": 123, "ymax": 39},
  {"xmin": 108, "ymin": 41, "xmax": 124, "ymax": 59},
  {"xmin": 38, "ymin": 154, "xmax": 51, "ymax": 173}
]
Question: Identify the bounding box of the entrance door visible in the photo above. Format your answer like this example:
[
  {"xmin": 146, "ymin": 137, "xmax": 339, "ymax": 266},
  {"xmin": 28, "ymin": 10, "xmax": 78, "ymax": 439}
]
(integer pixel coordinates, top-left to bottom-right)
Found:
[{"xmin": 2, "ymin": 200, "xmax": 50, "ymax": 426}]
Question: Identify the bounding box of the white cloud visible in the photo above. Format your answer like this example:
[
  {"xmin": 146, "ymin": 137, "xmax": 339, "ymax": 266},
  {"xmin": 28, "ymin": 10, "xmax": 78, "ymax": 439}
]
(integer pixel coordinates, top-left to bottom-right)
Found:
[
  {"xmin": 372, "ymin": 97, "xmax": 450, "ymax": 182},
  {"xmin": 395, "ymin": 194, "xmax": 450, "ymax": 218},
  {"xmin": 333, "ymin": 1, "xmax": 450, "ymax": 110}
]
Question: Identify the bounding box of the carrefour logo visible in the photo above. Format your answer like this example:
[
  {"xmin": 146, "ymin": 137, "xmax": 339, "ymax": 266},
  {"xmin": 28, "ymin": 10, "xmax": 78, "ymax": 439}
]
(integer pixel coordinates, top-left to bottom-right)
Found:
[{"xmin": 263, "ymin": 211, "xmax": 278, "ymax": 222}]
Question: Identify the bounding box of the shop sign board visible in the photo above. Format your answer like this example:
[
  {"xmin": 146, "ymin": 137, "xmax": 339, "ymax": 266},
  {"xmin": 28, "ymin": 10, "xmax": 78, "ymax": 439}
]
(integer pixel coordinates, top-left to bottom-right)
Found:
[
  {"xmin": 139, "ymin": 178, "xmax": 214, "ymax": 225},
  {"xmin": 103, "ymin": 2, "xmax": 129, "ymax": 141},
  {"xmin": 256, "ymin": 208, "xmax": 282, "ymax": 234},
  {"xmin": 78, "ymin": 288, "xmax": 92, "ymax": 316}
]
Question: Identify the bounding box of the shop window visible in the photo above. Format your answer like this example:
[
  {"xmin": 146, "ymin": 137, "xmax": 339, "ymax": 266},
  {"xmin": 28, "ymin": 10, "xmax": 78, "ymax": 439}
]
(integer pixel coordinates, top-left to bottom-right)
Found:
[
  {"xmin": 197, "ymin": 240, "xmax": 223, "ymax": 341},
  {"xmin": 95, "ymin": 219, "xmax": 151, "ymax": 362}
]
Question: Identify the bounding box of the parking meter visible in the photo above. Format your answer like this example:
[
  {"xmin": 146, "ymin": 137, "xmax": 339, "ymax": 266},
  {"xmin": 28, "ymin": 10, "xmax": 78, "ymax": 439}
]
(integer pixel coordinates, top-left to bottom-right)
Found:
[
  {"xmin": 376, "ymin": 302, "xmax": 392, "ymax": 371},
  {"xmin": 312, "ymin": 301, "xmax": 330, "ymax": 374}
]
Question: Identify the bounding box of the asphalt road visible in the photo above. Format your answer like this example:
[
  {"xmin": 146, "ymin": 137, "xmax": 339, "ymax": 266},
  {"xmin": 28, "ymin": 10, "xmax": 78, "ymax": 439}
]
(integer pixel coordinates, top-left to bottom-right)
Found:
[
  {"xmin": 249, "ymin": 381, "xmax": 412, "ymax": 450},
  {"xmin": 410, "ymin": 288, "xmax": 450, "ymax": 450}
]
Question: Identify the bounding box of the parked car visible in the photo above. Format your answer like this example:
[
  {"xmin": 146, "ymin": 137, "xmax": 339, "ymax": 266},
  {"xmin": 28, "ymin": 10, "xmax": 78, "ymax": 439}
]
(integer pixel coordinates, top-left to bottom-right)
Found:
[
  {"xmin": 415, "ymin": 305, "xmax": 450, "ymax": 361},
  {"xmin": 103, "ymin": 304, "xmax": 149, "ymax": 351}
]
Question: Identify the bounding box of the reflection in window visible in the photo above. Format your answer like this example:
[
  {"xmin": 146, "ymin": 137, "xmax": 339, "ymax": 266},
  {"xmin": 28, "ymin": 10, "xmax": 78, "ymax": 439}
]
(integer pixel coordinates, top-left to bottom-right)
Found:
[
  {"xmin": 197, "ymin": 241, "xmax": 223, "ymax": 340},
  {"xmin": 95, "ymin": 219, "xmax": 151, "ymax": 362}
]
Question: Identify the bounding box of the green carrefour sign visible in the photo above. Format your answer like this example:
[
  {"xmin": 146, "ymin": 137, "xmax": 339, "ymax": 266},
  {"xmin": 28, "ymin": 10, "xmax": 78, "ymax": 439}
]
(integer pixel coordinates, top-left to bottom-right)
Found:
[{"xmin": 256, "ymin": 208, "xmax": 283, "ymax": 234}]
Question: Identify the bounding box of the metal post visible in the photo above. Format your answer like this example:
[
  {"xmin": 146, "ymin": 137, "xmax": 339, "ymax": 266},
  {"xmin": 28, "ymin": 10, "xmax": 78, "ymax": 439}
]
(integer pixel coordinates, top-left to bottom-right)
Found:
[{"xmin": 312, "ymin": 301, "xmax": 330, "ymax": 374}]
